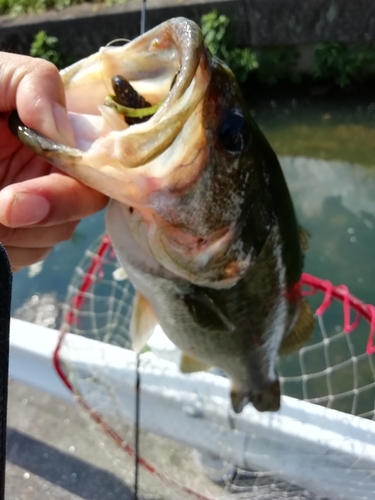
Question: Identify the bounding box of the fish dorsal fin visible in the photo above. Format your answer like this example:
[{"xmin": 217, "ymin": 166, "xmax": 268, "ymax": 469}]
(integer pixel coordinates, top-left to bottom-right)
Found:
[
  {"xmin": 112, "ymin": 266, "xmax": 128, "ymax": 281},
  {"xmin": 130, "ymin": 292, "xmax": 158, "ymax": 353},
  {"xmin": 279, "ymin": 299, "xmax": 315, "ymax": 355},
  {"xmin": 180, "ymin": 353, "xmax": 211, "ymax": 373},
  {"xmin": 299, "ymin": 225, "xmax": 310, "ymax": 253},
  {"xmin": 183, "ymin": 291, "xmax": 235, "ymax": 332}
]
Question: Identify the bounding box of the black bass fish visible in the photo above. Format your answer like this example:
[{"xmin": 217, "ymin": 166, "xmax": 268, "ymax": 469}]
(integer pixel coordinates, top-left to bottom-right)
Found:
[{"xmin": 9, "ymin": 18, "xmax": 314, "ymax": 413}]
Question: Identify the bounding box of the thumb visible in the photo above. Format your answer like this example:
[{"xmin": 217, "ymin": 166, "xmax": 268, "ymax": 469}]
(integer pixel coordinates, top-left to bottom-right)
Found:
[{"xmin": 0, "ymin": 52, "xmax": 75, "ymax": 146}]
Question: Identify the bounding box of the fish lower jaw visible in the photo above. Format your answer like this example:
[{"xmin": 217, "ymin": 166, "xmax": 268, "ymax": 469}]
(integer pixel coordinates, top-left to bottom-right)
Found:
[{"xmin": 153, "ymin": 253, "xmax": 248, "ymax": 289}]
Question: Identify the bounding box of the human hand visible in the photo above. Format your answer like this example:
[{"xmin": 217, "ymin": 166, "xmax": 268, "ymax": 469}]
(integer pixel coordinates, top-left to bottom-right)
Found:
[{"xmin": 0, "ymin": 52, "xmax": 108, "ymax": 272}]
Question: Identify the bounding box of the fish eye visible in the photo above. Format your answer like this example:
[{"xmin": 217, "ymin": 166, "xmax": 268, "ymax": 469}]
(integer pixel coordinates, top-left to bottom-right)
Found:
[{"xmin": 218, "ymin": 109, "xmax": 250, "ymax": 155}]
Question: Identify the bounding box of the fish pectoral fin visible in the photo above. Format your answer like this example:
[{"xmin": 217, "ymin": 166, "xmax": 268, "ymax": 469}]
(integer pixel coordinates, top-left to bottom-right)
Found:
[
  {"xmin": 183, "ymin": 291, "xmax": 235, "ymax": 332},
  {"xmin": 180, "ymin": 353, "xmax": 211, "ymax": 374},
  {"xmin": 279, "ymin": 299, "xmax": 315, "ymax": 355},
  {"xmin": 112, "ymin": 266, "xmax": 128, "ymax": 281},
  {"xmin": 299, "ymin": 225, "xmax": 311, "ymax": 253},
  {"xmin": 130, "ymin": 292, "xmax": 158, "ymax": 353}
]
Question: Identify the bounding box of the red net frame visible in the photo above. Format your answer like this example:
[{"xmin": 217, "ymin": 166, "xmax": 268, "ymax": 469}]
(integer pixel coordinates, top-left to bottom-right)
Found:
[{"xmin": 301, "ymin": 274, "xmax": 375, "ymax": 355}]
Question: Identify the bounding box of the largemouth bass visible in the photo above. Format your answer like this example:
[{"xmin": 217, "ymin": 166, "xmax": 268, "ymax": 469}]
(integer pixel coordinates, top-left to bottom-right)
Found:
[{"xmin": 9, "ymin": 17, "xmax": 314, "ymax": 413}]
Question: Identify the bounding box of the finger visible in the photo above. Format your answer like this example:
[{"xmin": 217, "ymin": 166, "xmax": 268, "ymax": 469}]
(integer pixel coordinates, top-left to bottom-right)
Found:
[
  {"xmin": 6, "ymin": 246, "xmax": 51, "ymax": 272},
  {"xmin": 0, "ymin": 221, "xmax": 78, "ymax": 248},
  {"xmin": 0, "ymin": 172, "xmax": 108, "ymax": 228},
  {"xmin": 0, "ymin": 52, "xmax": 74, "ymax": 145}
]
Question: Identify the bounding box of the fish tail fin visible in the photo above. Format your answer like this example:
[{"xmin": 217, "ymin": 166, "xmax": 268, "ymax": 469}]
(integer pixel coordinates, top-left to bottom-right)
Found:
[
  {"xmin": 230, "ymin": 379, "xmax": 281, "ymax": 414},
  {"xmin": 279, "ymin": 299, "xmax": 315, "ymax": 356}
]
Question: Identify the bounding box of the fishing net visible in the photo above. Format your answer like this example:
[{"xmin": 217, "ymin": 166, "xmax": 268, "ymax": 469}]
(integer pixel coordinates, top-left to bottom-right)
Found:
[
  {"xmin": 56, "ymin": 234, "xmax": 375, "ymax": 500},
  {"xmin": 279, "ymin": 274, "xmax": 375, "ymax": 419}
]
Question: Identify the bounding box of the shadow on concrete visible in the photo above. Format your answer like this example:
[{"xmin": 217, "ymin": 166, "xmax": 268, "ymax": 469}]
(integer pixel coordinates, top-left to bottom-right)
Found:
[{"xmin": 7, "ymin": 427, "xmax": 134, "ymax": 500}]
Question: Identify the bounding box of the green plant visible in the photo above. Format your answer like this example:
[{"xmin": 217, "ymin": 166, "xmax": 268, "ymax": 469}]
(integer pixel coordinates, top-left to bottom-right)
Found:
[
  {"xmin": 313, "ymin": 43, "xmax": 375, "ymax": 88},
  {"xmin": 30, "ymin": 30, "xmax": 62, "ymax": 66},
  {"xmin": 200, "ymin": 11, "xmax": 300, "ymax": 85},
  {"xmin": 225, "ymin": 47, "xmax": 259, "ymax": 84},
  {"xmin": 256, "ymin": 47, "xmax": 300, "ymax": 86},
  {"xmin": 201, "ymin": 10, "xmax": 231, "ymax": 56},
  {"xmin": 0, "ymin": 0, "xmax": 86, "ymax": 16},
  {"xmin": 104, "ymin": 0, "xmax": 130, "ymax": 6},
  {"xmin": 201, "ymin": 10, "xmax": 258, "ymax": 82}
]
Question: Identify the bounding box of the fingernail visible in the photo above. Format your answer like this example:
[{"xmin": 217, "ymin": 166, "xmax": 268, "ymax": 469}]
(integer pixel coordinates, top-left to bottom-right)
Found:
[
  {"xmin": 8, "ymin": 192, "xmax": 50, "ymax": 227},
  {"xmin": 52, "ymin": 103, "xmax": 76, "ymax": 147}
]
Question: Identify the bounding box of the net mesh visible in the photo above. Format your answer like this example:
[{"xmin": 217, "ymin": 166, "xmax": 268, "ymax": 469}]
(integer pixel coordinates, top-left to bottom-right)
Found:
[
  {"xmin": 57, "ymin": 234, "xmax": 375, "ymax": 500},
  {"xmin": 279, "ymin": 280, "xmax": 375, "ymax": 420}
]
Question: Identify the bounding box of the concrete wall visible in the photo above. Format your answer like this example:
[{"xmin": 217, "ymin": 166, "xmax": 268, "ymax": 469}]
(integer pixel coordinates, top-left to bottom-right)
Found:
[{"xmin": 0, "ymin": 0, "xmax": 374, "ymax": 60}]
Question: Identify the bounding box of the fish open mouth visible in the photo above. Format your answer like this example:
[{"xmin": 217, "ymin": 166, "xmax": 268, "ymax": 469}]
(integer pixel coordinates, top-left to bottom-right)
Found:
[{"xmin": 9, "ymin": 18, "xmax": 211, "ymax": 208}]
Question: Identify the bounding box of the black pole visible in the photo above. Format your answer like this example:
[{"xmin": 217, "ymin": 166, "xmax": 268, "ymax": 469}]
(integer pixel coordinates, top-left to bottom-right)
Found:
[
  {"xmin": 134, "ymin": 6, "xmax": 146, "ymax": 499},
  {"xmin": 140, "ymin": 0, "xmax": 146, "ymax": 35},
  {"xmin": 0, "ymin": 245, "xmax": 12, "ymax": 499},
  {"xmin": 134, "ymin": 354, "xmax": 140, "ymax": 500}
]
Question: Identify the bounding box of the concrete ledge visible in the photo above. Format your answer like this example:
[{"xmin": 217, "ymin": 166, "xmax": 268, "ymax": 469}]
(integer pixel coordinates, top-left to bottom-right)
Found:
[
  {"xmin": 247, "ymin": 0, "xmax": 375, "ymax": 46},
  {"xmin": 0, "ymin": 0, "xmax": 247, "ymax": 59},
  {"xmin": 0, "ymin": 0, "xmax": 374, "ymax": 60}
]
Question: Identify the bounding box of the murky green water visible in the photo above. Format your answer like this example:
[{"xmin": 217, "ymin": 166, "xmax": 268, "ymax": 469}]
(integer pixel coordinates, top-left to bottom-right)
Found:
[
  {"xmin": 11, "ymin": 97, "xmax": 375, "ymax": 417},
  {"xmin": 252, "ymin": 97, "xmax": 375, "ymax": 167},
  {"xmin": 254, "ymin": 98, "xmax": 375, "ymax": 306}
]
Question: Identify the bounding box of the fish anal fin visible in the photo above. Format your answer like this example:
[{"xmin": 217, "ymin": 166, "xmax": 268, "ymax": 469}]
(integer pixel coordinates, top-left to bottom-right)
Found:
[
  {"xmin": 299, "ymin": 225, "xmax": 311, "ymax": 253},
  {"xmin": 230, "ymin": 385, "xmax": 249, "ymax": 414},
  {"xmin": 180, "ymin": 353, "xmax": 211, "ymax": 374},
  {"xmin": 279, "ymin": 299, "xmax": 315, "ymax": 356},
  {"xmin": 130, "ymin": 292, "xmax": 158, "ymax": 353}
]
